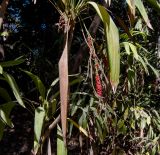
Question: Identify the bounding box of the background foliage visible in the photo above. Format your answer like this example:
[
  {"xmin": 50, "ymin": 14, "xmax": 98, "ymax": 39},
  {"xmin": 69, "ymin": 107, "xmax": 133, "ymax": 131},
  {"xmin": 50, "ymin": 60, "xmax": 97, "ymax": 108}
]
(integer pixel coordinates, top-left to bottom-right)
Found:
[{"xmin": 0, "ymin": 0, "xmax": 160, "ymax": 154}]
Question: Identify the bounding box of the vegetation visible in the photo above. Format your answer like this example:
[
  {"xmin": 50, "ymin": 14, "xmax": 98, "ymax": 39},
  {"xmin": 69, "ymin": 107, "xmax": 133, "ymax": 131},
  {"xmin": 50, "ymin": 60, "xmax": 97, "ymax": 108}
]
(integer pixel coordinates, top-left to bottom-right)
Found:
[{"xmin": 0, "ymin": 0, "xmax": 160, "ymax": 154}]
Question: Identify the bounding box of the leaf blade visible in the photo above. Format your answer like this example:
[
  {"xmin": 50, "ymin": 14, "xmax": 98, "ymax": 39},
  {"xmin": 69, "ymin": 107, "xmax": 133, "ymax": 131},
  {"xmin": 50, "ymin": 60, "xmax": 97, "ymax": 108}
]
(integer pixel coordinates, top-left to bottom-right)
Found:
[{"xmin": 88, "ymin": 2, "xmax": 120, "ymax": 93}]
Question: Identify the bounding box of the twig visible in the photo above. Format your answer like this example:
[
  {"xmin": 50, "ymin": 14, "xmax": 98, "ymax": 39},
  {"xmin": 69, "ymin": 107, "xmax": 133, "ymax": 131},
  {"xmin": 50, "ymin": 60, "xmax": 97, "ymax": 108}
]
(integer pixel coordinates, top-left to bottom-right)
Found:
[{"xmin": 42, "ymin": 114, "xmax": 61, "ymax": 143}]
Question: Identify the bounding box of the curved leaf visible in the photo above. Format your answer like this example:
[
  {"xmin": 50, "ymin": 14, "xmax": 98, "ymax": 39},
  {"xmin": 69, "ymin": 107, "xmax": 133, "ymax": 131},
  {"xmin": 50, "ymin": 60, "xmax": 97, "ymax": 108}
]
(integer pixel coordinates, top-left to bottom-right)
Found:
[
  {"xmin": 21, "ymin": 70, "xmax": 46, "ymax": 100},
  {"xmin": 0, "ymin": 102, "xmax": 15, "ymax": 127},
  {"xmin": 0, "ymin": 57, "xmax": 25, "ymax": 67},
  {"xmin": 146, "ymin": 0, "xmax": 160, "ymax": 13},
  {"xmin": 3, "ymin": 72, "xmax": 25, "ymax": 108},
  {"xmin": 0, "ymin": 65, "xmax": 3, "ymax": 74},
  {"xmin": 34, "ymin": 107, "xmax": 45, "ymax": 154},
  {"xmin": 135, "ymin": 0, "xmax": 153, "ymax": 29},
  {"xmin": 88, "ymin": 2, "xmax": 120, "ymax": 93},
  {"xmin": 57, "ymin": 125, "xmax": 67, "ymax": 155}
]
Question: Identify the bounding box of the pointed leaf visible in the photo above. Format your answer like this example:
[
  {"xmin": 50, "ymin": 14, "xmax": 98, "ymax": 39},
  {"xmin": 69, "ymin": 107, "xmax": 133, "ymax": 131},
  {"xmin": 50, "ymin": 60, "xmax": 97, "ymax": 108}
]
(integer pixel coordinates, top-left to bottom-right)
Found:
[
  {"xmin": 34, "ymin": 107, "xmax": 45, "ymax": 154},
  {"xmin": 3, "ymin": 72, "xmax": 25, "ymax": 108},
  {"xmin": 0, "ymin": 57, "xmax": 25, "ymax": 67},
  {"xmin": 145, "ymin": 0, "xmax": 160, "ymax": 13},
  {"xmin": 0, "ymin": 102, "xmax": 15, "ymax": 127},
  {"xmin": 88, "ymin": 2, "xmax": 120, "ymax": 93},
  {"xmin": 22, "ymin": 70, "xmax": 46, "ymax": 99},
  {"xmin": 67, "ymin": 118, "xmax": 91, "ymax": 139},
  {"xmin": 0, "ymin": 65, "xmax": 3, "ymax": 74},
  {"xmin": 122, "ymin": 42, "xmax": 131, "ymax": 55},
  {"xmin": 59, "ymin": 31, "xmax": 69, "ymax": 145},
  {"xmin": 135, "ymin": 0, "xmax": 153, "ymax": 29},
  {"xmin": 126, "ymin": 0, "xmax": 135, "ymax": 25},
  {"xmin": 57, "ymin": 125, "xmax": 67, "ymax": 155}
]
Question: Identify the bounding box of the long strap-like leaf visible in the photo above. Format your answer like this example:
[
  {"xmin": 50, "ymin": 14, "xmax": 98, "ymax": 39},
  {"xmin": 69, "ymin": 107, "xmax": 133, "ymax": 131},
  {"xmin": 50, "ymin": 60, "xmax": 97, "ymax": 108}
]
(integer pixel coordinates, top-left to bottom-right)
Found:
[{"xmin": 58, "ymin": 20, "xmax": 69, "ymax": 146}]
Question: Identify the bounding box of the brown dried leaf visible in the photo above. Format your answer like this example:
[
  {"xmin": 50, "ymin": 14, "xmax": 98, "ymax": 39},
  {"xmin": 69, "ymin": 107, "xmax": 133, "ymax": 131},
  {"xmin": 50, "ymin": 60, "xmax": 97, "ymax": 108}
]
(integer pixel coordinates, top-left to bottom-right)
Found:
[{"xmin": 58, "ymin": 30, "xmax": 69, "ymax": 146}]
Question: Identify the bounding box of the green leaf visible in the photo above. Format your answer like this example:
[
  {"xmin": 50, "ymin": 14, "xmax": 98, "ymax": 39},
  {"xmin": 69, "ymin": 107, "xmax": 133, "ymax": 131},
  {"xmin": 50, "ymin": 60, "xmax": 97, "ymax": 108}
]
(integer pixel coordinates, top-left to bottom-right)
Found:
[
  {"xmin": 68, "ymin": 118, "xmax": 91, "ymax": 138},
  {"xmin": 22, "ymin": 70, "xmax": 46, "ymax": 99},
  {"xmin": 3, "ymin": 72, "xmax": 25, "ymax": 108},
  {"xmin": 0, "ymin": 65, "xmax": 3, "ymax": 74},
  {"xmin": 128, "ymin": 68, "xmax": 135, "ymax": 90},
  {"xmin": 124, "ymin": 108, "xmax": 129, "ymax": 120},
  {"xmin": 57, "ymin": 125, "xmax": 67, "ymax": 155},
  {"xmin": 151, "ymin": 145, "xmax": 157, "ymax": 155},
  {"xmin": 96, "ymin": 118, "xmax": 103, "ymax": 143},
  {"xmin": 129, "ymin": 43, "xmax": 139, "ymax": 60},
  {"xmin": 34, "ymin": 107, "xmax": 45, "ymax": 154},
  {"xmin": 0, "ymin": 102, "xmax": 15, "ymax": 128},
  {"xmin": 0, "ymin": 57, "xmax": 25, "ymax": 67},
  {"xmin": 147, "ymin": 116, "xmax": 151, "ymax": 125},
  {"xmin": 0, "ymin": 87, "xmax": 12, "ymax": 102},
  {"xmin": 117, "ymin": 119, "xmax": 124, "ymax": 129},
  {"xmin": 144, "ymin": 59, "xmax": 159, "ymax": 78},
  {"xmin": 128, "ymin": 43, "xmax": 149, "ymax": 74},
  {"xmin": 88, "ymin": 2, "xmax": 120, "ymax": 93},
  {"xmin": 135, "ymin": 0, "xmax": 153, "ymax": 29},
  {"xmin": 46, "ymin": 78, "xmax": 59, "ymax": 99},
  {"xmin": 0, "ymin": 102, "xmax": 15, "ymax": 127},
  {"xmin": 145, "ymin": 0, "xmax": 160, "ymax": 14},
  {"xmin": 140, "ymin": 118, "xmax": 146, "ymax": 129},
  {"xmin": 122, "ymin": 42, "xmax": 130, "ymax": 55}
]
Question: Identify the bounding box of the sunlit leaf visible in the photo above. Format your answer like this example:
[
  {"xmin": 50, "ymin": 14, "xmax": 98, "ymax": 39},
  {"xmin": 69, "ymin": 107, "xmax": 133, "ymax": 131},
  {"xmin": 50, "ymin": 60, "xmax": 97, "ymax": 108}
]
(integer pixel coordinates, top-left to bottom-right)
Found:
[
  {"xmin": 117, "ymin": 119, "xmax": 124, "ymax": 129},
  {"xmin": 145, "ymin": 59, "xmax": 159, "ymax": 78},
  {"xmin": 0, "ymin": 102, "xmax": 15, "ymax": 127},
  {"xmin": 34, "ymin": 107, "xmax": 45, "ymax": 154},
  {"xmin": 146, "ymin": 116, "xmax": 151, "ymax": 125},
  {"xmin": 126, "ymin": 0, "xmax": 135, "ymax": 25},
  {"xmin": 140, "ymin": 118, "xmax": 146, "ymax": 129},
  {"xmin": 104, "ymin": 0, "xmax": 111, "ymax": 6},
  {"xmin": 124, "ymin": 107, "xmax": 129, "ymax": 120},
  {"xmin": 3, "ymin": 72, "xmax": 25, "ymax": 108},
  {"xmin": 135, "ymin": 0, "xmax": 153, "ymax": 29},
  {"xmin": 129, "ymin": 43, "xmax": 139, "ymax": 60},
  {"xmin": 122, "ymin": 42, "xmax": 130, "ymax": 55},
  {"xmin": 88, "ymin": 2, "xmax": 120, "ymax": 93},
  {"xmin": 57, "ymin": 125, "xmax": 67, "ymax": 155},
  {"xmin": 67, "ymin": 118, "xmax": 92, "ymax": 139},
  {"xmin": 0, "ymin": 65, "xmax": 3, "ymax": 74}
]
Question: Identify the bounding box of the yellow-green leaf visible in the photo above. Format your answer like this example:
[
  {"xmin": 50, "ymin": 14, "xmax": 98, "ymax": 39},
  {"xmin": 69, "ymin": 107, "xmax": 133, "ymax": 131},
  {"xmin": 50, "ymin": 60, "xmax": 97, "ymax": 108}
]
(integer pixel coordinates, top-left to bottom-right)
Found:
[
  {"xmin": 88, "ymin": 2, "xmax": 120, "ymax": 93},
  {"xmin": 0, "ymin": 65, "xmax": 3, "ymax": 74},
  {"xmin": 135, "ymin": 0, "xmax": 153, "ymax": 29},
  {"xmin": 146, "ymin": 0, "xmax": 160, "ymax": 14},
  {"xmin": 34, "ymin": 107, "xmax": 45, "ymax": 154},
  {"xmin": 67, "ymin": 118, "xmax": 92, "ymax": 139},
  {"xmin": 3, "ymin": 72, "xmax": 25, "ymax": 108},
  {"xmin": 57, "ymin": 125, "xmax": 67, "ymax": 155}
]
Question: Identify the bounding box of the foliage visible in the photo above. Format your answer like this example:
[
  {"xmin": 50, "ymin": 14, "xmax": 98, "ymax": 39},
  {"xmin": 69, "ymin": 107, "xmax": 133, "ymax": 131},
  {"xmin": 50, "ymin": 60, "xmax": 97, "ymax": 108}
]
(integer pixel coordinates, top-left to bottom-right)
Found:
[{"xmin": 0, "ymin": 0, "xmax": 160, "ymax": 155}]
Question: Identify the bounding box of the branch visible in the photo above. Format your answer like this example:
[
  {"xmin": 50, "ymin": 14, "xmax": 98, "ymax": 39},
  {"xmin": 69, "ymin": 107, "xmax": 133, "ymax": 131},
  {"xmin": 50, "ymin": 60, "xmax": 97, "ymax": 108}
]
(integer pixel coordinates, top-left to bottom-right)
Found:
[{"xmin": 42, "ymin": 114, "xmax": 61, "ymax": 143}]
